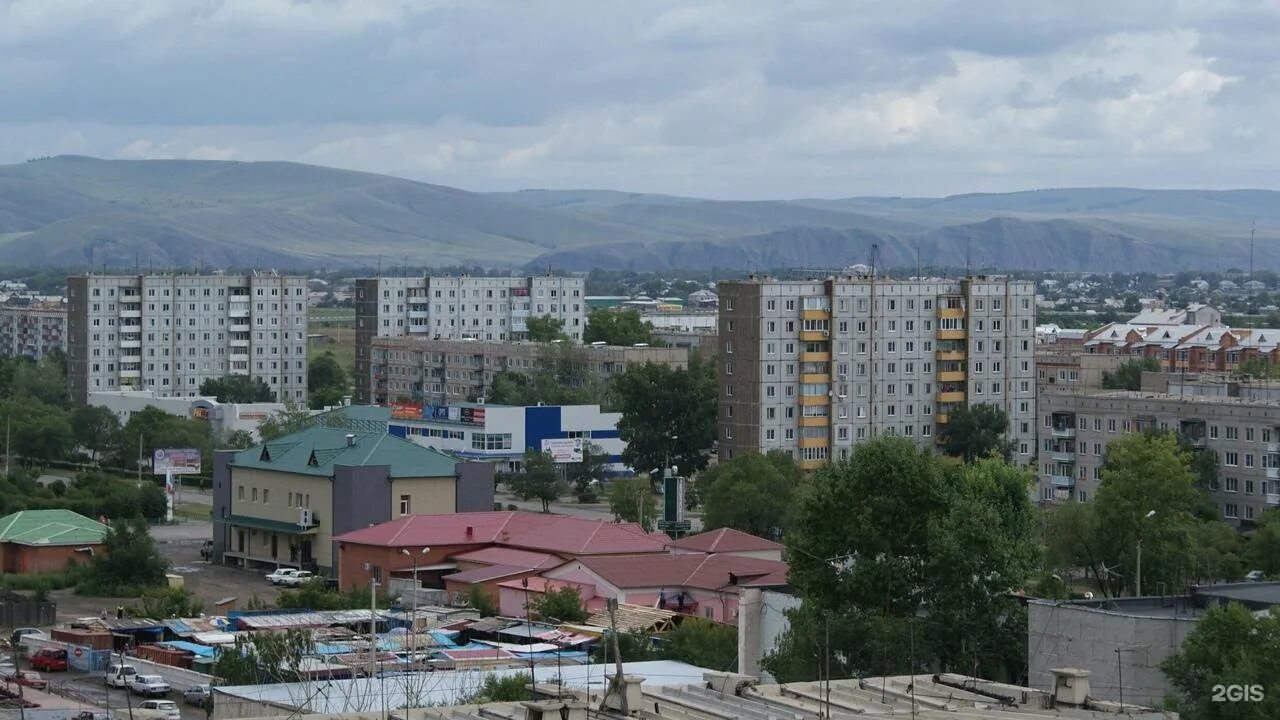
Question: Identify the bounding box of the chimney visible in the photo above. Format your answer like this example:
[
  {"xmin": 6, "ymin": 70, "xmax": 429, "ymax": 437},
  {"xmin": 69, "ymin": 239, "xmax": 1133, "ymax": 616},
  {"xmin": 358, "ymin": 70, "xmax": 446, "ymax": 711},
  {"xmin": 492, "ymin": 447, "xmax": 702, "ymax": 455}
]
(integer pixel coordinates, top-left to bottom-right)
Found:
[
  {"xmin": 345, "ymin": 433, "xmax": 356, "ymax": 447},
  {"xmin": 1049, "ymin": 668, "xmax": 1091, "ymax": 707},
  {"xmin": 737, "ymin": 588, "xmax": 763, "ymax": 678}
]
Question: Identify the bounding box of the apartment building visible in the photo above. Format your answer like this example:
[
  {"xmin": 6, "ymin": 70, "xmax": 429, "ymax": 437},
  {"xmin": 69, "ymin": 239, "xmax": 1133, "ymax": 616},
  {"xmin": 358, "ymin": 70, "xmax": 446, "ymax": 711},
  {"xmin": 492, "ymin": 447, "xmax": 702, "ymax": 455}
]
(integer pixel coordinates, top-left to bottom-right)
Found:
[
  {"xmin": 1038, "ymin": 375, "xmax": 1280, "ymax": 524},
  {"xmin": 0, "ymin": 300, "xmax": 67, "ymax": 360},
  {"xmin": 358, "ymin": 336, "xmax": 687, "ymax": 405},
  {"xmin": 717, "ymin": 274, "xmax": 1036, "ymax": 470},
  {"xmin": 66, "ymin": 273, "xmax": 308, "ymax": 404}
]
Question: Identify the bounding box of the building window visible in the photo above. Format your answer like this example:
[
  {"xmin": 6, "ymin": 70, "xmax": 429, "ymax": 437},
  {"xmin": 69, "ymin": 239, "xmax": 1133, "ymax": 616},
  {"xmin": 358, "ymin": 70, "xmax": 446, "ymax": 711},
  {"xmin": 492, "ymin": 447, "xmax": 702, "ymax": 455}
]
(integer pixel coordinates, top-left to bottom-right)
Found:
[
  {"xmin": 1224, "ymin": 503, "xmax": 1239, "ymax": 519},
  {"xmin": 238, "ymin": 485, "xmax": 244, "ymax": 501},
  {"xmin": 400, "ymin": 494, "xmax": 411, "ymax": 516}
]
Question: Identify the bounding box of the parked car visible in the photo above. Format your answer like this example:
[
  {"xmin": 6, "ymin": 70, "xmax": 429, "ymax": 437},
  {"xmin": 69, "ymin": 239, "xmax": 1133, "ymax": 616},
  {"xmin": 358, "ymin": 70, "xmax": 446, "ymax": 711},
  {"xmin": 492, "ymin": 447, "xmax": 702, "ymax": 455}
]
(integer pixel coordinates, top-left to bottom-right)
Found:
[
  {"xmin": 183, "ymin": 683, "xmax": 212, "ymax": 707},
  {"xmin": 30, "ymin": 648, "xmax": 68, "ymax": 672},
  {"xmin": 14, "ymin": 670, "xmax": 48, "ymax": 690},
  {"xmin": 9, "ymin": 628, "xmax": 45, "ymax": 647},
  {"xmin": 130, "ymin": 674, "xmax": 171, "ymax": 697},
  {"xmin": 1245, "ymin": 569, "xmax": 1265, "ymax": 582},
  {"xmin": 279, "ymin": 570, "xmax": 314, "ymax": 587},
  {"xmin": 265, "ymin": 568, "xmax": 301, "ymax": 585},
  {"xmin": 104, "ymin": 663, "xmax": 138, "ymax": 688},
  {"xmin": 138, "ymin": 700, "xmax": 181, "ymax": 720}
]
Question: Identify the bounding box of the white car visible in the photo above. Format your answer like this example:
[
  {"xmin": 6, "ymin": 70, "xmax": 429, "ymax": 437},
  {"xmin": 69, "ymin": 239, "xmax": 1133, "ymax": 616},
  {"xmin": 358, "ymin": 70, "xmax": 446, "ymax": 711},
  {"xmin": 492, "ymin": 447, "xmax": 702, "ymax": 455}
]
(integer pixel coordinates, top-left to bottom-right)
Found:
[
  {"xmin": 130, "ymin": 674, "xmax": 171, "ymax": 697},
  {"xmin": 266, "ymin": 568, "xmax": 301, "ymax": 585},
  {"xmin": 138, "ymin": 700, "xmax": 181, "ymax": 720},
  {"xmin": 104, "ymin": 663, "xmax": 137, "ymax": 688},
  {"xmin": 278, "ymin": 570, "xmax": 314, "ymax": 587}
]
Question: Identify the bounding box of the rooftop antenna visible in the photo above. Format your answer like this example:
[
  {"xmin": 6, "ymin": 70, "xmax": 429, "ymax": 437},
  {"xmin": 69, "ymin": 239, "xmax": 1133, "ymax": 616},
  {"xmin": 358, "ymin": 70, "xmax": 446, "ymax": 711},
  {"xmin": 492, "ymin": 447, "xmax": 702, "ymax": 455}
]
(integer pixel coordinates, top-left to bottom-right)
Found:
[{"xmin": 1250, "ymin": 220, "xmax": 1256, "ymax": 285}]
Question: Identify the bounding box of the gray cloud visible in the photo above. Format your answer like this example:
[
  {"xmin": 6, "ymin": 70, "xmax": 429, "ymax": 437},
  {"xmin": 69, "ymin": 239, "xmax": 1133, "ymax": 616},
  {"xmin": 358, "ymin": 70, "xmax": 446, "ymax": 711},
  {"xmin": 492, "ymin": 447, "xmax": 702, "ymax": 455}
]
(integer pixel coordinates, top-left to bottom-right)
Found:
[{"xmin": 0, "ymin": 0, "xmax": 1276, "ymax": 198}]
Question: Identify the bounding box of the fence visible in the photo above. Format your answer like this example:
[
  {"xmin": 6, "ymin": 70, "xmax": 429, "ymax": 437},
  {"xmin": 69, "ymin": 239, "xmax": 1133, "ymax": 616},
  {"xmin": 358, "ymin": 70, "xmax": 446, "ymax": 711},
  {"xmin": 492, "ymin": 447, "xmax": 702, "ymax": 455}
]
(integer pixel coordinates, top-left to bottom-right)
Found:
[{"xmin": 0, "ymin": 594, "xmax": 55, "ymax": 627}]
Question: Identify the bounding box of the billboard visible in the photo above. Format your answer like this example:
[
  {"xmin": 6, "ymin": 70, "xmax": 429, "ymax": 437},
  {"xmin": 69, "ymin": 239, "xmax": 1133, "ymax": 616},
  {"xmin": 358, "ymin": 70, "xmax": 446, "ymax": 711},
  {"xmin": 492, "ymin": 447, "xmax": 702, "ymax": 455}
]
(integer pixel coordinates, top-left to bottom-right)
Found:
[
  {"xmin": 391, "ymin": 402, "xmax": 423, "ymax": 420},
  {"xmin": 153, "ymin": 448, "xmax": 201, "ymax": 475},
  {"xmin": 541, "ymin": 438, "xmax": 584, "ymax": 463}
]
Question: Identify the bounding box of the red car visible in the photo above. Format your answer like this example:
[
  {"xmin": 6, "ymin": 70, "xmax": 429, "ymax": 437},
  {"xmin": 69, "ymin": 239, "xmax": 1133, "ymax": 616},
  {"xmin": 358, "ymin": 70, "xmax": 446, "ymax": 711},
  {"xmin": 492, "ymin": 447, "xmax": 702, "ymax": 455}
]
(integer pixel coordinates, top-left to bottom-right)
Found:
[
  {"xmin": 11, "ymin": 671, "xmax": 48, "ymax": 690},
  {"xmin": 30, "ymin": 649, "xmax": 68, "ymax": 672}
]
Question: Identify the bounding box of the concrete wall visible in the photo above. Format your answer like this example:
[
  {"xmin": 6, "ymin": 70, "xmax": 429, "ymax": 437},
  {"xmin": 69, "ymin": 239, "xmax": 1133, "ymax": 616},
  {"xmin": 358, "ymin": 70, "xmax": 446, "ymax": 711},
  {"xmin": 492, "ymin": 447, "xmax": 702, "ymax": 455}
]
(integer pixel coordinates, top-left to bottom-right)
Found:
[{"xmin": 1027, "ymin": 599, "xmax": 1200, "ymax": 707}]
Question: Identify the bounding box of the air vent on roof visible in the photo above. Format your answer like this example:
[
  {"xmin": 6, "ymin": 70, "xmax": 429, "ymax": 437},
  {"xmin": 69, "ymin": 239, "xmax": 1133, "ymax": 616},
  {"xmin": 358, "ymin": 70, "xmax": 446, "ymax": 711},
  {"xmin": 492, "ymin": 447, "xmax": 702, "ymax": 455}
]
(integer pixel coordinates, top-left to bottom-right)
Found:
[
  {"xmin": 259, "ymin": 446, "xmax": 271, "ymax": 462},
  {"xmin": 345, "ymin": 433, "xmax": 356, "ymax": 447},
  {"xmin": 308, "ymin": 450, "xmax": 319, "ymax": 467}
]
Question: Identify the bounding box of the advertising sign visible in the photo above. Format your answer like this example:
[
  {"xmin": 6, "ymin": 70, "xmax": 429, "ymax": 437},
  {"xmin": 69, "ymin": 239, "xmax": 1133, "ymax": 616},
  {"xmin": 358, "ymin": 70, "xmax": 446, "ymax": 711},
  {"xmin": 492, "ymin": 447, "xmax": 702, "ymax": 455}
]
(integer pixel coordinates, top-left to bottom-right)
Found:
[
  {"xmin": 460, "ymin": 407, "xmax": 487, "ymax": 426},
  {"xmin": 391, "ymin": 402, "xmax": 423, "ymax": 420},
  {"xmin": 541, "ymin": 438, "xmax": 584, "ymax": 463},
  {"xmin": 153, "ymin": 448, "xmax": 201, "ymax": 475}
]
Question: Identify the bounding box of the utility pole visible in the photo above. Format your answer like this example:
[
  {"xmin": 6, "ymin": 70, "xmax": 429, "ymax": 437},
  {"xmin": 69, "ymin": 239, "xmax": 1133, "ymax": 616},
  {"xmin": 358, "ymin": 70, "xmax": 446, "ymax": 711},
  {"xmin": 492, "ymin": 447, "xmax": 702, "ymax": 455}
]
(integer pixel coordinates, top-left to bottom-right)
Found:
[
  {"xmin": 599, "ymin": 598, "xmax": 627, "ymax": 714},
  {"xmin": 137, "ymin": 433, "xmax": 144, "ymax": 484},
  {"xmin": 1250, "ymin": 220, "xmax": 1256, "ymax": 285},
  {"xmin": 5, "ymin": 416, "xmax": 10, "ymax": 476}
]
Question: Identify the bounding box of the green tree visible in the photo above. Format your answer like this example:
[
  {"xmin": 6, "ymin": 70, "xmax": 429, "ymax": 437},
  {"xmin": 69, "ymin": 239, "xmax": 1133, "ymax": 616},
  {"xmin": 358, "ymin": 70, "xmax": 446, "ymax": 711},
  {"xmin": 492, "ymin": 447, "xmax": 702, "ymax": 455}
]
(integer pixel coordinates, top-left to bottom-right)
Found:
[
  {"xmin": 486, "ymin": 344, "xmax": 612, "ymax": 407},
  {"xmin": 256, "ymin": 402, "xmax": 314, "ymax": 441},
  {"xmin": 276, "ymin": 578, "xmax": 389, "ymax": 610},
  {"xmin": 1161, "ymin": 604, "xmax": 1280, "ymax": 719},
  {"xmin": 941, "ymin": 403, "xmax": 1011, "ymax": 463},
  {"xmin": 614, "ymin": 352, "xmax": 716, "ymax": 479},
  {"xmin": 81, "ymin": 518, "xmax": 168, "ymax": 595},
  {"xmin": 211, "ymin": 629, "xmax": 315, "ymax": 685},
  {"xmin": 584, "ymin": 309, "xmax": 654, "ymax": 346},
  {"xmin": 591, "ymin": 630, "xmax": 661, "ymax": 663},
  {"xmin": 1101, "ymin": 357, "xmax": 1161, "ymax": 390},
  {"xmin": 463, "ymin": 673, "xmax": 532, "ymax": 703},
  {"xmin": 660, "ymin": 618, "xmax": 738, "ymax": 671},
  {"xmin": 1092, "ymin": 432, "xmax": 1201, "ymax": 597},
  {"xmin": 1236, "ymin": 356, "xmax": 1280, "ymax": 379},
  {"xmin": 1247, "ymin": 509, "xmax": 1280, "ymax": 578},
  {"xmin": 529, "ymin": 586, "xmax": 589, "ymax": 623},
  {"xmin": 0, "ymin": 400, "xmax": 74, "ymax": 464},
  {"xmin": 199, "ymin": 375, "xmax": 275, "ymax": 403},
  {"xmin": 700, "ymin": 451, "xmax": 799, "ymax": 538},
  {"xmin": 466, "ymin": 584, "xmax": 498, "ymax": 617},
  {"xmin": 71, "ymin": 405, "xmax": 122, "ymax": 463},
  {"xmin": 768, "ymin": 438, "xmax": 1036, "ymax": 681},
  {"xmin": 221, "ymin": 429, "xmax": 255, "ymax": 450},
  {"xmin": 606, "ymin": 477, "xmax": 658, "ymax": 530},
  {"xmin": 134, "ymin": 587, "xmax": 203, "ymax": 618},
  {"xmin": 506, "ymin": 450, "xmax": 565, "ymax": 512},
  {"xmin": 10, "ymin": 356, "xmax": 69, "ymax": 406},
  {"xmin": 308, "ymin": 352, "xmax": 348, "ymax": 409},
  {"xmin": 118, "ymin": 406, "xmax": 214, "ymax": 474},
  {"xmin": 526, "ymin": 315, "xmax": 569, "ymax": 342},
  {"xmin": 568, "ymin": 443, "xmax": 609, "ymax": 502}
]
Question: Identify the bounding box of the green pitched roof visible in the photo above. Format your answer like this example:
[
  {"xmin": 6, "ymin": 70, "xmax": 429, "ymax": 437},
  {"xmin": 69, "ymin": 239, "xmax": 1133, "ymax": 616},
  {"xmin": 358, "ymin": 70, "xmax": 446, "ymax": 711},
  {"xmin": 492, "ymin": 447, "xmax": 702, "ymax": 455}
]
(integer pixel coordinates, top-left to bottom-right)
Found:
[
  {"xmin": 230, "ymin": 425, "xmax": 459, "ymax": 478},
  {"xmin": 0, "ymin": 509, "xmax": 110, "ymax": 546}
]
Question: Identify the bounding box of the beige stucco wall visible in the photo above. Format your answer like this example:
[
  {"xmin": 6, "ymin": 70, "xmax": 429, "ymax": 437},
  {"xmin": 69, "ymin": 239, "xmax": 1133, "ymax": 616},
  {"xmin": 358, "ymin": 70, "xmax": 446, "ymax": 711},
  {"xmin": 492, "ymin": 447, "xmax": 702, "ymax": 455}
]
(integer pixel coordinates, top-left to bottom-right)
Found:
[
  {"xmin": 228, "ymin": 467, "xmax": 336, "ymax": 567},
  {"xmin": 389, "ymin": 476, "xmax": 457, "ymax": 518}
]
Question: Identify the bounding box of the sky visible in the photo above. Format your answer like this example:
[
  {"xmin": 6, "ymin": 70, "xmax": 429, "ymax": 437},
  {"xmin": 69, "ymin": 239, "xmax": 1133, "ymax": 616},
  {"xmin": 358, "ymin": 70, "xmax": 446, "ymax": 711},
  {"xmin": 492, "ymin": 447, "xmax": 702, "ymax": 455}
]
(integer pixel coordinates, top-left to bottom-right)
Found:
[{"xmin": 2, "ymin": 0, "xmax": 1278, "ymax": 199}]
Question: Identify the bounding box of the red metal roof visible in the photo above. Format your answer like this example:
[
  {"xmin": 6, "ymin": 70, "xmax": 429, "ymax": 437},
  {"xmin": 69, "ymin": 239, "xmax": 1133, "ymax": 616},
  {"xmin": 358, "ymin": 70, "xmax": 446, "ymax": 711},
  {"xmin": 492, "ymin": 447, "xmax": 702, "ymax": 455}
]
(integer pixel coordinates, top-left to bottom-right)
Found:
[
  {"xmin": 496, "ymin": 576, "xmax": 583, "ymax": 593},
  {"xmin": 449, "ymin": 546, "xmax": 563, "ymax": 570},
  {"xmin": 569, "ymin": 554, "xmax": 789, "ymax": 591},
  {"xmin": 334, "ymin": 511, "xmax": 668, "ymax": 555},
  {"xmin": 441, "ymin": 564, "xmax": 533, "ymax": 584},
  {"xmin": 670, "ymin": 528, "xmax": 783, "ymax": 554}
]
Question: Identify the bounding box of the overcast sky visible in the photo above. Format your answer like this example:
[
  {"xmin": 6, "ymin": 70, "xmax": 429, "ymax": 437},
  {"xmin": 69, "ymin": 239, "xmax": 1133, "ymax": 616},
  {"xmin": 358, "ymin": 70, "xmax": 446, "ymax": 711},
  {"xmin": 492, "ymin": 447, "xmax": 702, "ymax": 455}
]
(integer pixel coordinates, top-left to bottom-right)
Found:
[{"xmin": 2, "ymin": 0, "xmax": 1278, "ymax": 198}]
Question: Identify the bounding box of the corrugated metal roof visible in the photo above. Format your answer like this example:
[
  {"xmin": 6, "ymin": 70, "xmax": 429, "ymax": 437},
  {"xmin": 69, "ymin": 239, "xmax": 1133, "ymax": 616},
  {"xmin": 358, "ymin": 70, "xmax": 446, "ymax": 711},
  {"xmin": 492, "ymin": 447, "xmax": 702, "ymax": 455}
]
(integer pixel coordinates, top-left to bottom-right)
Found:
[
  {"xmin": 0, "ymin": 509, "xmax": 108, "ymax": 546},
  {"xmin": 230, "ymin": 424, "xmax": 458, "ymax": 478}
]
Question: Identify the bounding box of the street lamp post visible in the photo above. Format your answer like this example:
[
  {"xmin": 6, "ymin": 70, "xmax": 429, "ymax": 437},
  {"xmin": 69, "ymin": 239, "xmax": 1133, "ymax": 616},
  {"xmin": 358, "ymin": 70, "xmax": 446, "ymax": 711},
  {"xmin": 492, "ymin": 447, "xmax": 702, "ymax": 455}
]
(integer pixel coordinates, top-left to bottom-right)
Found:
[
  {"xmin": 400, "ymin": 547, "xmax": 429, "ymax": 666},
  {"xmin": 1135, "ymin": 510, "xmax": 1155, "ymax": 597}
]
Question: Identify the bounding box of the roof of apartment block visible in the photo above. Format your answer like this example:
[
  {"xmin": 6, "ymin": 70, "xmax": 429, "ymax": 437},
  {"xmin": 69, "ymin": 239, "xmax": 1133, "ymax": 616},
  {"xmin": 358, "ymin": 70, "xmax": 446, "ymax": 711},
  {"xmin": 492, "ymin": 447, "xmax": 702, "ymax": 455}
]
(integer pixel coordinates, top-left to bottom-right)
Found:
[
  {"xmin": 0, "ymin": 509, "xmax": 109, "ymax": 546},
  {"xmin": 334, "ymin": 511, "xmax": 670, "ymax": 555},
  {"xmin": 669, "ymin": 527, "xmax": 782, "ymax": 554},
  {"xmin": 231, "ymin": 425, "xmax": 458, "ymax": 478},
  {"xmin": 573, "ymin": 553, "xmax": 789, "ymax": 591}
]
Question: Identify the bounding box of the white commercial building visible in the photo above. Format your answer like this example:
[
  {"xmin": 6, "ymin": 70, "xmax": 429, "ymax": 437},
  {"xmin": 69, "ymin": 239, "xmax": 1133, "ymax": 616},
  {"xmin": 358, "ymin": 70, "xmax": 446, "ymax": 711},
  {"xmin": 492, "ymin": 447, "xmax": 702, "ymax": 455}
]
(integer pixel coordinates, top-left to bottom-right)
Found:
[
  {"xmin": 386, "ymin": 401, "xmax": 626, "ymax": 473},
  {"xmin": 89, "ymin": 389, "xmax": 285, "ymax": 442},
  {"xmin": 67, "ymin": 273, "xmax": 309, "ymax": 404}
]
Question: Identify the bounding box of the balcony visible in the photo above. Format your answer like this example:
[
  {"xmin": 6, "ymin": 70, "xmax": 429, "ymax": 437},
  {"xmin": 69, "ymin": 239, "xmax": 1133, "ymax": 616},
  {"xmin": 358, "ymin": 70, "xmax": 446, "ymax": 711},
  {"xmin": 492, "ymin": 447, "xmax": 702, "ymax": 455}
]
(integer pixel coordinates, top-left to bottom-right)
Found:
[
  {"xmin": 1269, "ymin": 443, "xmax": 1280, "ymax": 454},
  {"xmin": 799, "ymin": 458, "xmax": 827, "ymax": 471},
  {"xmin": 801, "ymin": 373, "xmax": 831, "ymax": 384},
  {"xmin": 228, "ymin": 306, "xmax": 250, "ymax": 318},
  {"xmin": 230, "ymin": 337, "xmax": 250, "ymax": 347},
  {"xmin": 1050, "ymin": 450, "xmax": 1076, "ymax": 464},
  {"xmin": 1267, "ymin": 493, "xmax": 1280, "ymax": 506},
  {"xmin": 800, "ymin": 415, "xmax": 830, "ymax": 427},
  {"xmin": 800, "ymin": 351, "xmax": 831, "ymax": 363},
  {"xmin": 935, "ymin": 413, "xmax": 949, "ymax": 424},
  {"xmin": 119, "ymin": 369, "xmax": 141, "ymax": 378},
  {"xmin": 408, "ymin": 324, "xmax": 430, "ymax": 333},
  {"xmin": 408, "ymin": 310, "xmax": 429, "ymax": 319},
  {"xmin": 1048, "ymin": 475, "xmax": 1076, "ymax": 488},
  {"xmin": 798, "ymin": 436, "xmax": 829, "ymax": 449},
  {"xmin": 230, "ymin": 353, "xmax": 250, "ymax": 363},
  {"xmin": 799, "ymin": 330, "xmax": 829, "ymax": 342},
  {"xmin": 937, "ymin": 390, "xmax": 965, "ymax": 403},
  {"xmin": 799, "ymin": 394, "xmax": 830, "ymax": 406},
  {"xmin": 937, "ymin": 370, "xmax": 965, "ymax": 382},
  {"xmin": 1268, "ymin": 467, "xmax": 1280, "ymax": 480},
  {"xmin": 801, "ymin": 309, "xmax": 831, "ymax": 321},
  {"xmin": 1051, "ymin": 426, "xmax": 1076, "ymax": 439},
  {"xmin": 119, "ymin": 308, "xmax": 141, "ymax": 319},
  {"xmin": 230, "ymin": 322, "xmax": 250, "ymax": 333},
  {"xmin": 937, "ymin": 329, "xmax": 966, "ymax": 341},
  {"xmin": 120, "ymin": 354, "xmax": 141, "ymax": 364},
  {"xmin": 119, "ymin": 338, "xmax": 141, "ymax": 349},
  {"xmin": 936, "ymin": 350, "xmax": 966, "ymax": 361},
  {"xmin": 937, "ymin": 306, "xmax": 965, "ymax": 319}
]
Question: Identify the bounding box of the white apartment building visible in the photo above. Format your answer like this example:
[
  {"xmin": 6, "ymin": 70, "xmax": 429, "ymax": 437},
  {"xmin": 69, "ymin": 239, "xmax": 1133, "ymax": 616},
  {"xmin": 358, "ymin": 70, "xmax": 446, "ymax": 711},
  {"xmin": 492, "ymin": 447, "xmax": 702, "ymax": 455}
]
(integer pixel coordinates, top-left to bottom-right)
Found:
[
  {"xmin": 718, "ymin": 274, "xmax": 1037, "ymax": 470},
  {"xmin": 355, "ymin": 275, "xmax": 585, "ymax": 342},
  {"xmin": 67, "ymin": 273, "xmax": 308, "ymax": 403}
]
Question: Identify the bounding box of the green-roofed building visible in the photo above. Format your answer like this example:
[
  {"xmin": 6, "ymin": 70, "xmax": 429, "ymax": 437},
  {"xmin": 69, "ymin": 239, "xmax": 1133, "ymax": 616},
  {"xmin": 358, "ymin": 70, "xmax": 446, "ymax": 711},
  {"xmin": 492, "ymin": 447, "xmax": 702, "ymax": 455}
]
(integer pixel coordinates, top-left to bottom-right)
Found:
[
  {"xmin": 211, "ymin": 406, "xmax": 495, "ymax": 575},
  {"xmin": 0, "ymin": 509, "xmax": 109, "ymax": 574}
]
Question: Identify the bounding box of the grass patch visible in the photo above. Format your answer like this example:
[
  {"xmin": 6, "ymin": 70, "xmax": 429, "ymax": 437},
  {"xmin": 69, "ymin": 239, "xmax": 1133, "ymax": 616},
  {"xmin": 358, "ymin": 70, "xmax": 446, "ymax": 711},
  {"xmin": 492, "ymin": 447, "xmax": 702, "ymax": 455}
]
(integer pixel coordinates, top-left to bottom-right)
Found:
[
  {"xmin": 172, "ymin": 502, "xmax": 211, "ymax": 520},
  {"xmin": 308, "ymin": 324, "xmax": 356, "ymax": 390}
]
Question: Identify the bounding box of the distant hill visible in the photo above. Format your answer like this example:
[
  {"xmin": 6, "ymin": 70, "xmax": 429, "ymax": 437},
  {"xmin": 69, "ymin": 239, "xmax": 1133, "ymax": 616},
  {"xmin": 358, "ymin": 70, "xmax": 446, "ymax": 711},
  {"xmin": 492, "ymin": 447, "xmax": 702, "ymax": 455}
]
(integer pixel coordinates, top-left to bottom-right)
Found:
[{"xmin": 1, "ymin": 156, "xmax": 1276, "ymax": 272}]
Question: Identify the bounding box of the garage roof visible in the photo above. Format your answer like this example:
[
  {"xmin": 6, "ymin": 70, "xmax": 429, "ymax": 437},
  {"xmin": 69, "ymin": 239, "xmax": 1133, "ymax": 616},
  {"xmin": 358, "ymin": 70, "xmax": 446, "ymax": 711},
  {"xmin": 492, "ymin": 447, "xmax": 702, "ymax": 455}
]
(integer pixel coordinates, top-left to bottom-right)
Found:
[{"xmin": 0, "ymin": 509, "xmax": 109, "ymax": 546}]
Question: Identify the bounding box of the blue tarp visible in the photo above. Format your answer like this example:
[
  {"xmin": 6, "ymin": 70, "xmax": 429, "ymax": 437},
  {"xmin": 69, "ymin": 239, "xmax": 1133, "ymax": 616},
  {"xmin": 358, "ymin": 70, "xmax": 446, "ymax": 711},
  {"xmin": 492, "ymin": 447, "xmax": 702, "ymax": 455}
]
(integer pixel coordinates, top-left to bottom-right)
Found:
[
  {"xmin": 430, "ymin": 630, "xmax": 459, "ymax": 647},
  {"xmin": 314, "ymin": 643, "xmax": 355, "ymax": 655},
  {"xmin": 161, "ymin": 641, "xmax": 216, "ymax": 658}
]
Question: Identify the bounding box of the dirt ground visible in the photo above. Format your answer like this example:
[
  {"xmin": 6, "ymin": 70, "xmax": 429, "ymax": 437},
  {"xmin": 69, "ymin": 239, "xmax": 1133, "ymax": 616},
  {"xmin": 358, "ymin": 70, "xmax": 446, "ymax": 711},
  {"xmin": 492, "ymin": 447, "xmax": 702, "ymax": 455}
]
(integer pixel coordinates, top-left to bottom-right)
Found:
[{"xmin": 53, "ymin": 520, "xmax": 284, "ymax": 622}]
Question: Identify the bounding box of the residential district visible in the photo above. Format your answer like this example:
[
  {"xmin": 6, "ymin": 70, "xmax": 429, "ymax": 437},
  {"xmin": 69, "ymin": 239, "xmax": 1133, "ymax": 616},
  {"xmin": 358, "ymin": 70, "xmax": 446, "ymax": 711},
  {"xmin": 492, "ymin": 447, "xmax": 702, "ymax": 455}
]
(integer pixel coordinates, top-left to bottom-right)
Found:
[{"xmin": 0, "ymin": 270, "xmax": 1277, "ymax": 720}]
